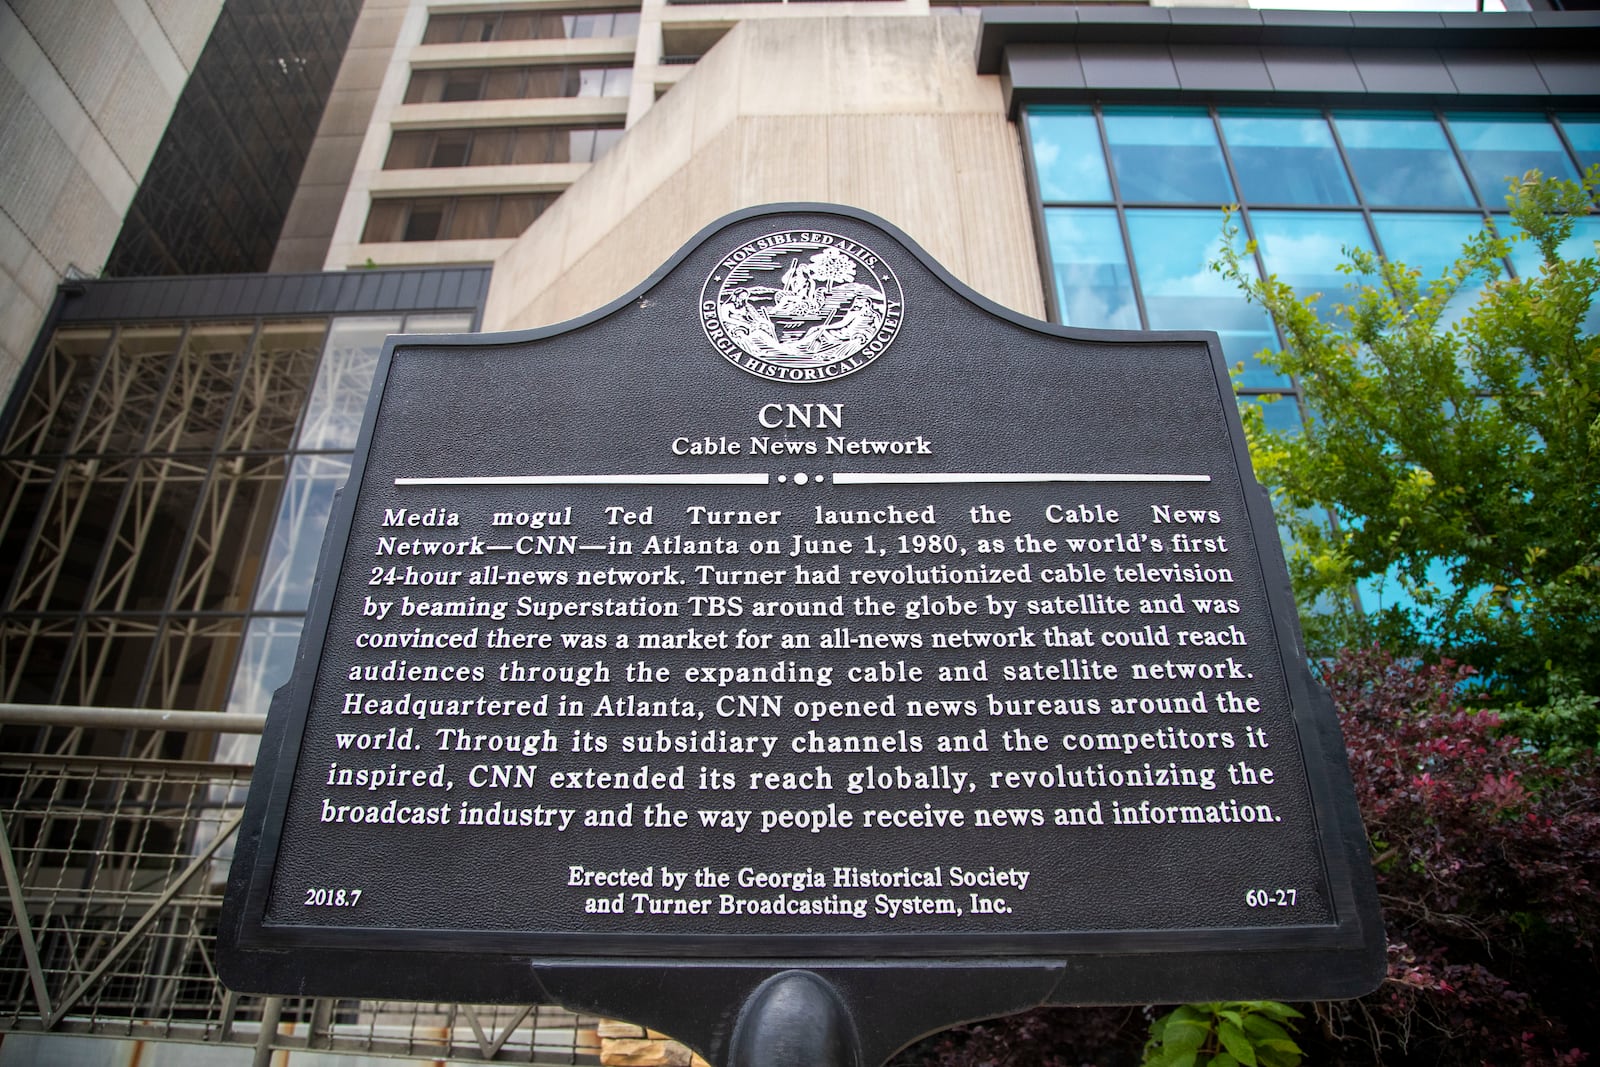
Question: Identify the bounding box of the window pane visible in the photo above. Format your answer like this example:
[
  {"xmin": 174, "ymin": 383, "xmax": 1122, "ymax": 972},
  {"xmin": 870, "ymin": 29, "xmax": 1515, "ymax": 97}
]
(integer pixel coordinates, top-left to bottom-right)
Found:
[
  {"xmin": 362, "ymin": 200, "xmax": 405, "ymax": 242},
  {"xmin": 430, "ymin": 131, "xmax": 471, "ymax": 168},
  {"xmin": 468, "ymin": 128, "xmax": 513, "ymax": 166},
  {"xmin": 402, "ymin": 201, "xmax": 445, "ymax": 241},
  {"xmin": 1027, "ymin": 109, "xmax": 1111, "ymax": 202},
  {"xmin": 511, "ymin": 126, "xmax": 558, "ymax": 164},
  {"xmin": 495, "ymin": 195, "xmax": 551, "ymax": 238},
  {"xmin": 1558, "ymin": 114, "xmax": 1600, "ymax": 171},
  {"xmin": 602, "ymin": 67, "xmax": 632, "ymax": 96},
  {"xmin": 482, "ymin": 68, "xmax": 525, "ymax": 100},
  {"xmin": 1218, "ymin": 110, "xmax": 1355, "ymax": 206},
  {"xmin": 1504, "ymin": 214, "xmax": 1600, "ymax": 333},
  {"xmin": 403, "ymin": 70, "xmax": 442, "ymax": 104},
  {"xmin": 252, "ymin": 454, "xmax": 351, "ymax": 613},
  {"xmin": 525, "ymin": 66, "xmax": 564, "ymax": 97},
  {"xmin": 1239, "ymin": 394, "xmax": 1302, "ymax": 436},
  {"xmin": 1041, "ymin": 208, "xmax": 1137, "ymax": 330},
  {"xmin": 440, "ymin": 72, "xmax": 484, "ymax": 102},
  {"xmin": 594, "ymin": 127, "xmax": 623, "ymax": 160},
  {"xmin": 1103, "ymin": 109, "xmax": 1233, "ymax": 204},
  {"xmin": 1333, "ymin": 112, "xmax": 1473, "ymax": 207},
  {"xmin": 1372, "ymin": 214, "xmax": 1488, "ymax": 280},
  {"xmin": 1371, "ymin": 213, "xmax": 1494, "ymax": 325},
  {"xmin": 566, "ymin": 128, "xmax": 595, "ymax": 163},
  {"xmin": 297, "ymin": 316, "xmax": 401, "ymax": 450},
  {"xmin": 219, "ymin": 616, "xmax": 303, "ymax": 762},
  {"xmin": 1249, "ymin": 211, "xmax": 1373, "ymax": 324},
  {"xmin": 1447, "ymin": 114, "xmax": 1578, "ymax": 204},
  {"xmin": 498, "ymin": 13, "xmax": 536, "ymax": 40},
  {"xmin": 403, "ymin": 313, "xmax": 474, "ymax": 334},
  {"xmin": 445, "ymin": 197, "xmax": 496, "ymax": 239},
  {"xmin": 614, "ymin": 12, "xmax": 640, "ymax": 36},
  {"xmin": 422, "ymin": 14, "xmax": 463, "ymax": 44},
  {"xmin": 384, "ymin": 131, "xmax": 433, "ymax": 169},
  {"xmin": 1125, "ymin": 209, "xmax": 1282, "ymax": 387}
]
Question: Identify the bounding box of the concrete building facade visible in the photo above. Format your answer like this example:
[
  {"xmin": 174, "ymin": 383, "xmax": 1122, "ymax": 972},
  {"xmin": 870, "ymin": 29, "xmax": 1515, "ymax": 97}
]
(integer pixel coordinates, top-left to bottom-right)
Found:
[{"xmin": 0, "ymin": 0, "xmax": 224, "ymax": 397}]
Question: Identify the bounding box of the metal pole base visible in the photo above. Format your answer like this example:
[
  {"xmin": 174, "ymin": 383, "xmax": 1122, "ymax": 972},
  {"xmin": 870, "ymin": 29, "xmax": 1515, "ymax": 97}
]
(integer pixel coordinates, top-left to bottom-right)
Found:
[{"xmin": 728, "ymin": 970, "xmax": 859, "ymax": 1067}]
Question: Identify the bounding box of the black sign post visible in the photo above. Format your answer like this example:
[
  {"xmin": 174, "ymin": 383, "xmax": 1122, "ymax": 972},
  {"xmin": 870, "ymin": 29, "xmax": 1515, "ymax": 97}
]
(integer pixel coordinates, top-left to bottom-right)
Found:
[{"xmin": 220, "ymin": 205, "xmax": 1383, "ymax": 1066}]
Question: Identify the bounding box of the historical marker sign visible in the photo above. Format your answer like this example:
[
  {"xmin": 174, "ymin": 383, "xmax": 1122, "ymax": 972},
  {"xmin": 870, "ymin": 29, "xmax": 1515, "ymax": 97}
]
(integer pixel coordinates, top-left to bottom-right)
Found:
[{"xmin": 220, "ymin": 205, "xmax": 1383, "ymax": 1065}]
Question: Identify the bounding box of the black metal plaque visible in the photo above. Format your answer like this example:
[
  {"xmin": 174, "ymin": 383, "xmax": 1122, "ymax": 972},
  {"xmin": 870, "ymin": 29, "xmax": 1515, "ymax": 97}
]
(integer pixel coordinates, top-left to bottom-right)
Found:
[{"xmin": 220, "ymin": 205, "xmax": 1382, "ymax": 1065}]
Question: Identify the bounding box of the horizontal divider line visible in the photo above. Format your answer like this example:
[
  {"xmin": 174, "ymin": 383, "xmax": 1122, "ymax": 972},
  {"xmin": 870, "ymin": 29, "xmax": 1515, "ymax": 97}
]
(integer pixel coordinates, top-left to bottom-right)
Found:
[
  {"xmin": 832, "ymin": 472, "xmax": 1211, "ymax": 484},
  {"xmin": 395, "ymin": 474, "xmax": 771, "ymax": 486}
]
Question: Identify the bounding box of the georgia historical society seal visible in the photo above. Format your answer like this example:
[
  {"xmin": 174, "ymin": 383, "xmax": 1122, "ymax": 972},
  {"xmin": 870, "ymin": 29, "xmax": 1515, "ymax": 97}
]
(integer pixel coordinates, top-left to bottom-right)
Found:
[{"xmin": 701, "ymin": 231, "xmax": 903, "ymax": 382}]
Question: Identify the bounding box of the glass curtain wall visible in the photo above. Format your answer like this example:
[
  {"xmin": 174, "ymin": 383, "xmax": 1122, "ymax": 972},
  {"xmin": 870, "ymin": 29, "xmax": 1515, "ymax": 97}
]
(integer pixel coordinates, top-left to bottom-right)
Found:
[
  {"xmin": 0, "ymin": 311, "xmax": 471, "ymax": 760},
  {"xmin": 1025, "ymin": 107, "xmax": 1598, "ymax": 614},
  {"xmin": 1026, "ymin": 108, "xmax": 1598, "ymax": 436}
]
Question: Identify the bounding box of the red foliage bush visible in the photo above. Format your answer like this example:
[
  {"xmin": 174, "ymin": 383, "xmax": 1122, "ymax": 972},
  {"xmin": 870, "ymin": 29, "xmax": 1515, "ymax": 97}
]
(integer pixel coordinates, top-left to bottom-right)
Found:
[
  {"xmin": 894, "ymin": 648, "xmax": 1600, "ymax": 1065},
  {"xmin": 1308, "ymin": 646, "xmax": 1600, "ymax": 1065}
]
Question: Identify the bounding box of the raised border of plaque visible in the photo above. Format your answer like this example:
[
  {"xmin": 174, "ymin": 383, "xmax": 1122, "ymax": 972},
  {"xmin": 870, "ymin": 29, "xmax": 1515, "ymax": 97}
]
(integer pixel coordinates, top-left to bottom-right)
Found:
[{"xmin": 219, "ymin": 204, "xmax": 1383, "ymax": 1066}]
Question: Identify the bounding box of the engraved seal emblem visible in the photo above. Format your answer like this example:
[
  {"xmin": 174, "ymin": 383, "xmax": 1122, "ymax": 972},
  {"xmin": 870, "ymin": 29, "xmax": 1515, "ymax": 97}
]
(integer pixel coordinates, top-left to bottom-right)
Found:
[{"xmin": 701, "ymin": 231, "xmax": 903, "ymax": 382}]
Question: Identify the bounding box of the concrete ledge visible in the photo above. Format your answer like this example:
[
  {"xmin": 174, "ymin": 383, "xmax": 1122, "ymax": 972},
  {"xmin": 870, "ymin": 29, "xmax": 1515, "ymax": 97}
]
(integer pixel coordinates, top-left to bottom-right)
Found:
[{"xmin": 484, "ymin": 15, "xmax": 1043, "ymax": 333}]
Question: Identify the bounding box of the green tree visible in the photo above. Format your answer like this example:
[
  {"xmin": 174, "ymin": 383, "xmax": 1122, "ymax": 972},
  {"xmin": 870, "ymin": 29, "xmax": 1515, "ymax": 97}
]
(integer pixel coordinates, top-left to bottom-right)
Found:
[{"xmin": 1214, "ymin": 168, "xmax": 1600, "ymax": 735}]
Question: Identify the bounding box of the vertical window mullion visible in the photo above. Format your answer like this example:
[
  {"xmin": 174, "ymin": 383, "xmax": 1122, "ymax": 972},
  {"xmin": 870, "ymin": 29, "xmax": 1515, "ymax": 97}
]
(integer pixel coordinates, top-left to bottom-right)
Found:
[
  {"xmin": 1324, "ymin": 111, "xmax": 1388, "ymax": 262},
  {"xmin": 1018, "ymin": 107, "xmax": 1064, "ymax": 324},
  {"xmin": 1095, "ymin": 104, "xmax": 1150, "ymax": 331}
]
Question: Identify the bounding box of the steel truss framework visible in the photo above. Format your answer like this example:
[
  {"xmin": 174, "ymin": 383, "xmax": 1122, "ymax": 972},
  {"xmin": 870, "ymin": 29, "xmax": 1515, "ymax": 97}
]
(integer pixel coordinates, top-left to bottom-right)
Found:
[
  {"xmin": 0, "ymin": 270, "xmax": 513, "ymax": 1058},
  {"xmin": 0, "ymin": 707, "xmax": 600, "ymax": 1063}
]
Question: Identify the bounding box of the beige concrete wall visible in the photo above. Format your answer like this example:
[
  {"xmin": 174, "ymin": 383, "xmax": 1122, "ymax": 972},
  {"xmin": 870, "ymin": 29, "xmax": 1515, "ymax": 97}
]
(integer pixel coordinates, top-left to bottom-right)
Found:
[
  {"xmin": 271, "ymin": 0, "xmax": 415, "ymax": 272},
  {"xmin": 0, "ymin": 0, "xmax": 221, "ymax": 402},
  {"xmin": 482, "ymin": 15, "xmax": 1044, "ymax": 335}
]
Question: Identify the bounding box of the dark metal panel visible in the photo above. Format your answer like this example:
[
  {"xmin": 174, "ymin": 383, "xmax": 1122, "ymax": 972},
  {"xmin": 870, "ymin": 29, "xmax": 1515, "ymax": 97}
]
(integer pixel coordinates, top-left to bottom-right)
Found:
[
  {"xmin": 257, "ymin": 274, "xmax": 287, "ymax": 315},
  {"xmin": 438, "ymin": 271, "xmax": 464, "ymax": 309},
  {"xmin": 1262, "ymin": 47, "xmax": 1365, "ymax": 94},
  {"xmin": 396, "ymin": 271, "xmax": 423, "ymax": 312},
  {"xmin": 1254, "ymin": 9, "xmax": 1356, "ymax": 47},
  {"xmin": 312, "ymin": 273, "xmax": 344, "ymax": 313},
  {"xmin": 49, "ymin": 269, "xmax": 492, "ymax": 326},
  {"xmin": 221, "ymin": 276, "xmax": 250, "ymax": 316},
  {"xmin": 1351, "ymin": 49, "xmax": 1455, "ymax": 95},
  {"xmin": 1073, "ymin": 6, "xmax": 1173, "ymax": 44},
  {"xmin": 1441, "ymin": 11, "xmax": 1536, "ymax": 32},
  {"xmin": 1005, "ymin": 43, "xmax": 1086, "ymax": 97},
  {"xmin": 416, "ymin": 271, "xmax": 444, "ymax": 311},
  {"xmin": 155, "ymin": 281, "xmax": 188, "ymax": 321},
  {"xmin": 355, "ymin": 273, "xmax": 386, "ymax": 311},
  {"xmin": 977, "ymin": 8, "xmax": 1600, "ymax": 76},
  {"xmin": 1444, "ymin": 52, "xmax": 1552, "ymax": 96},
  {"xmin": 375, "ymin": 272, "xmax": 403, "ymax": 309},
  {"xmin": 465, "ymin": 268, "xmax": 492, "ymax": 310},
  {"xmin": 193, "ymin": 277, "xmax": 223, "ymax": 316},
  {"xmin": 335, "ymin": 272, "xmax": 368, "ymax": 313},
  {"xmin": 1080, "ymin": 44, "xmax": 1180, "ymax": 91},
  {"xmin": 1167, "ymin": 8, "xmax": 1265, "ymax": 46},
  {"xmin": 1535, "ymin": 52, "xmax": 1600, "ymax": 94},
  {"xmin": 279, "ymin": 275, "xmax": 314, "ymax": 314},
  {"xmin": 1171, "ymin": 45, "xmax": 1273, "ymax": 92}
]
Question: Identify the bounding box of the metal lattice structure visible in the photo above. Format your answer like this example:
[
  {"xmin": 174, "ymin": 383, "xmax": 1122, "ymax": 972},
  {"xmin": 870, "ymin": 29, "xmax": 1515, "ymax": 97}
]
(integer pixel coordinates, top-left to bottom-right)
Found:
[{"xmin": 0, "ymin": 706, "xmax": 601, "ymax": 1063}]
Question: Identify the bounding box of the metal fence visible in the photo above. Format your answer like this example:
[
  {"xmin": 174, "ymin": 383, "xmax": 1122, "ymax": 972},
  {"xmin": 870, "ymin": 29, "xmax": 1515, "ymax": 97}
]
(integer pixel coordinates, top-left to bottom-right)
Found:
[{"xmin": 0, "ymin": 705, "xmax": 601, "ymax": 1064}]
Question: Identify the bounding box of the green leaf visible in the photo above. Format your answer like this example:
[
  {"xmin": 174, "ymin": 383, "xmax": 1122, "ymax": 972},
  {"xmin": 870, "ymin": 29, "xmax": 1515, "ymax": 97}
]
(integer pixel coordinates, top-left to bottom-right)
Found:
[
  {"xmin": 1162, "ymin": 1019, "xmax": 1210, "ymax": 1053},
  {"xmin": 1207, "ymin": 1054, "xmax": 1240, "ymax": 1067},
  {"xmin": 1217, "ymin": 1020, "xmax": 1257, "ymax": 1067},
  {"xmin": 1240, "ymin": 1015, "xmax": 1290, "ymax": 1043}
]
